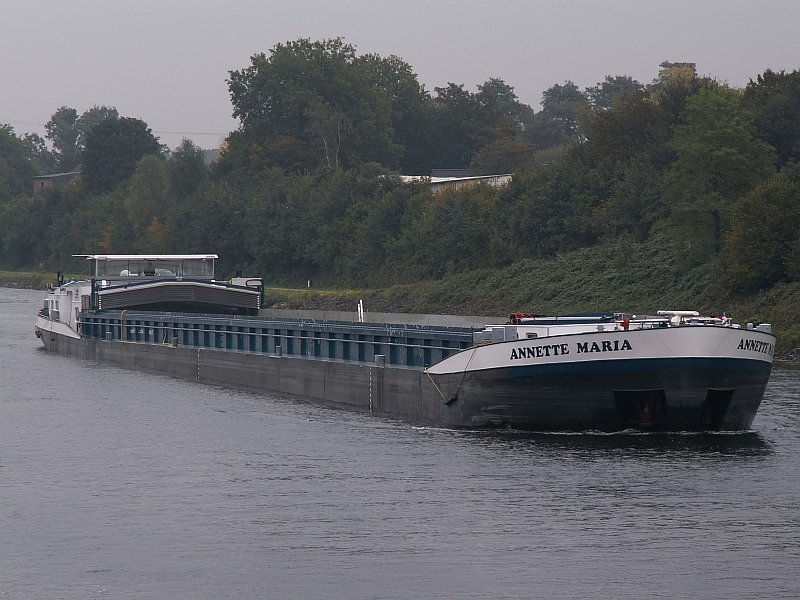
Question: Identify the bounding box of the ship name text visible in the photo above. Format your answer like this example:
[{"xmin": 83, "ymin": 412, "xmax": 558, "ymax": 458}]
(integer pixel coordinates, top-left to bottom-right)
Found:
[
  {"xmin": 577, "ymin": 339, "xmax": 632, "ymax": 353},
  {"xmin": 510, "ymin": 343, "xmax": 569, "ymax": 360},
  {"xmin": 737, "ymin": 338, "xmax": 774, "ymax": 356},
  {"xmin": 509, "ymin": 339, "xmax": 633, "ymax": 361}
]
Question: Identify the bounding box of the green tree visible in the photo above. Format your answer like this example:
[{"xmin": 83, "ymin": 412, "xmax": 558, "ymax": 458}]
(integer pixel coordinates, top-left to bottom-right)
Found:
[
  {"xmin": 581, "ymin": 89, "xmax": 671, "ymax": 166},
  {"xmin": 167, "ymin": 139, "xmax": 209, "ymax": 197},
  {"xmin": 586, "ymin": 75, "xmax": 645, "ymax": 110},
  {"xmin": 721, "ymin": 166, "xmax": 800, "ymax": 292},
  {"xmin": 124, "ymin": 154, "xmax": 169, "ymax": 239},
  {"xmin": 524, "ymin": 81, "xmax": 588, "ymax": 150},
  {"xmin": 468, "ymin": 78, "xmax": 537, "ymax": 174},
  {"xmin": 579, "ymin": 81, "xmax": 674, "ymax": 243},
  {"xmin": 591, "ymin": 157, "xmax": 665, "ymax": 241},
  {"xmin": 664, "ymin": 84, "xmax": 777, "ymax": 261},
  {"xmin": 45, "ymin": 106, "xmax": 80, "ymax": 171},
  {"xmin": 667, "ymin": 85, "xmax": 776, "ymax": 201},
  {"xmin": 45, "ymin": 105, "xmax": 119, "ymax": 172},
  {"xmin": 293, "ymin": 165, "xmax": 406, "ymax": 281},
  {"xmin": 649, "ymin": 61, "xmax": 715, "ymax": 125},
  {"xmin": 390, "ymin": 184, "xmax": 501, "ymax": 279},
  {"xmin": 743, "ymin": 69, "xmax": 800, "ymax": 166},
  {"xmin": 334, "ymin": 181, "xmax": 414, "ymax": 281},
  {"xmin": 22, "ymin": 133, "xmax": 57, "ymax": 174},
  {"xmin": 0, "ymin": 184, "xmax": 81, "ymax": 267},
  {"xmin": 469, "ymin": 138, "xmax": 536, "ymax": 175},
  {"xmin": 83, "ymin": 117, "xmax": 162, "ymax": 192},
  {"xmin": 0, "ymin": 196, "xmax": 36, "ymax": 266},
  {"xmin": 476, "ymin": 78, "xmax": 531, "ymax": 138},
  {"xmin": 357, "ymin": 53, "xmax": 436, "ymax": 174},
  {"xmin": 226, "ymin": 38, "xmax": 399, "ymax": 174},
  {"xmin": 77, "ymin": 106, "xmax": 119, "ymax": 150},
  {"xmin": 0, "ymin": 125, "xmax": 39, "ymax": 199},
  {"xmin": 428, "ymin": 78, "xmax": 535, "ymax": 172},
  {"xmin": 73, "ymin": 189, "xmax": 134, "ymax": 255},
  {"xmin": 430, "ymin": 83, "xmax": 484, "ymax": 167}
]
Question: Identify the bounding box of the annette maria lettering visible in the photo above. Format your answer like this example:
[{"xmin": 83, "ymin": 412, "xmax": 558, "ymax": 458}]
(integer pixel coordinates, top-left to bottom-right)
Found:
[{"xmin": 510, "ymin": 339, "xmax": 633, "ymax": 360}]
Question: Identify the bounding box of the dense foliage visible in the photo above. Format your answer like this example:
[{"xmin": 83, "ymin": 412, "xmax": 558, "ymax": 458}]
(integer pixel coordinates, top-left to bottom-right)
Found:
[{"xmin": 2, "ymin": 41, "xmax": 800, "ymax": 341}]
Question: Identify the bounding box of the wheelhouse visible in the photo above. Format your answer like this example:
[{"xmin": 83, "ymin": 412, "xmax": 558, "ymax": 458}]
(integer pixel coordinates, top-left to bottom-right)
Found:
[{"xmin": 83, "ymin": 254, "xmax": 218, "ymax": 281}]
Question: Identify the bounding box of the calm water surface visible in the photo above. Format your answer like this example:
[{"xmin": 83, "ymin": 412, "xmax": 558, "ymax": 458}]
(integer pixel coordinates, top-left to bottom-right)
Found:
[{"xmin": 1, "ymin": 288, "xmax": 798, "ymax": 599}]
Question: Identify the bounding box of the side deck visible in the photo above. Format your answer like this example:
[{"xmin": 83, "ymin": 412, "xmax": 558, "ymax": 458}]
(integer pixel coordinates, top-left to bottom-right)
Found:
[{"xmin": 79, "ymin": 310, "xmax": 476, "ymax": 368}]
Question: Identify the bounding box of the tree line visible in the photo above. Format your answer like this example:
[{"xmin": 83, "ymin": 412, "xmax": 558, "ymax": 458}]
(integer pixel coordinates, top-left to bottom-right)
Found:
[{"xmin": 2, "ymin": 38, "xmax": 800, "ymax": 302}]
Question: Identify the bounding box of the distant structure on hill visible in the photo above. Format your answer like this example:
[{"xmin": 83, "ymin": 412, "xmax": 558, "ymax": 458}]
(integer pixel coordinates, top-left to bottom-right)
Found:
[
  {"xmin": 400, "ymin": 171, "xmax": 512, "ymax": 193},
  {"xmin": 32, "ymin": 170, "xmax": 81, "ymax": 195}
]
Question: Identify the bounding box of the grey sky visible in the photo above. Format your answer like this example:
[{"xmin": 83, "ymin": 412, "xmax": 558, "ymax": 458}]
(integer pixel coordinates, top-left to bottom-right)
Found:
[{"xmin": 3, "ymin": 0, "xmax": 799, "ymax": 149}]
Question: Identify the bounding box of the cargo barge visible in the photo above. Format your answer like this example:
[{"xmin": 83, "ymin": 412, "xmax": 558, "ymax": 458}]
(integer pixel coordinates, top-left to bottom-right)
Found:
[{"xmin": 35, "ymin": 254, "xmax": 776, "ymax": 431}]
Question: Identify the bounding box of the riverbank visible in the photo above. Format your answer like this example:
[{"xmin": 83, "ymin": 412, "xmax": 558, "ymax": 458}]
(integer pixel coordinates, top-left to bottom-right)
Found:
[{"xmin": 0, "ymin": 271, "xmax": 56, "ymax": 290}]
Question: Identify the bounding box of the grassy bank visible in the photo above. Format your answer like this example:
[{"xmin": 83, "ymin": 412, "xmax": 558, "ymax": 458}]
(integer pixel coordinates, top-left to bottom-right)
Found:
[
  {"xmin": 0, "ymin": 270, "xmax": 57, "ymax": 290},
  {"xmin": 263, "ymin": 286, "xmax": 366, "ymax": 311}
]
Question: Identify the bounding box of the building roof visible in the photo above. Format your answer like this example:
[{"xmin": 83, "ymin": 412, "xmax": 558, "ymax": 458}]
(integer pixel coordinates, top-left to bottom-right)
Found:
[
  {"xmin": 33, "ymin": 171, "xmax": 81, "ymax": 183},
  {"xmin": 400, "ymin": 174, "xmax": 512, "ymax": 184}
]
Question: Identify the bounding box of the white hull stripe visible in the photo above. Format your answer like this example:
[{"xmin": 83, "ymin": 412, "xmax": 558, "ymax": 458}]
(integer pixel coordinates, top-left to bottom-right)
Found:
[{"xmin": 427, "ymin": 327, "xmax": 775, "ymax": 375}]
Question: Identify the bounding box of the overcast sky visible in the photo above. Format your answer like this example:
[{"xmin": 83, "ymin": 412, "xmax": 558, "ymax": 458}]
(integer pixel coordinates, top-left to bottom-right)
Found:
[{"xmin": 3, "ymin": 0, "xmax": 800, "ymax": 149}]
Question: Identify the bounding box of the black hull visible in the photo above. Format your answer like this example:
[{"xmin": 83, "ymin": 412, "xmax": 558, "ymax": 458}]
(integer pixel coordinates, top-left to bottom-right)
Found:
[
  {"xmin": 432, "ymin": 359, "xmax": 771, "ymax": 431},
  {"xmin": 38, "ymin": 331, "xmax": 770, "ymax": 432}
]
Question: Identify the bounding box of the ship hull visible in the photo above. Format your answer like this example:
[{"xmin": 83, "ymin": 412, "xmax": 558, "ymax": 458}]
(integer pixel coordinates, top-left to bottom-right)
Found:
[
  {"xmin": 36, "ymin": 316, "xmax": 773, "ymax": 432},
  {"xmin": 431, "ymin": 358, "xmax": 770, "ymax": 431}
]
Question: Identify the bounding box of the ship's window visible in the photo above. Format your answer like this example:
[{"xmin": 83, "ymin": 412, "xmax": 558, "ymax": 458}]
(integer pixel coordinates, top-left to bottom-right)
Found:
[{"xmin": 526, "ymin": 332, "xmax": 538, "ymax": 339}]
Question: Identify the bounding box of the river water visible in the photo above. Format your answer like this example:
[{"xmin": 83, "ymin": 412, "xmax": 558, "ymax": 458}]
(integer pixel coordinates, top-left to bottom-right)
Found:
[{"xmin": 1, "ymin": 287, "xmax": 798, "ymax": 599}]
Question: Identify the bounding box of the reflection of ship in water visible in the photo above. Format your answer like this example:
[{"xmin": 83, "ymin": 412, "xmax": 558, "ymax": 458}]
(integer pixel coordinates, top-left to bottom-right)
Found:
[
  {"xmin": 36, "ymin": 254, "xmax": 776, "ymax": 432},
  {"xmin": 453, "ymin": 428, "xmax": 772, "ymax": 459}
]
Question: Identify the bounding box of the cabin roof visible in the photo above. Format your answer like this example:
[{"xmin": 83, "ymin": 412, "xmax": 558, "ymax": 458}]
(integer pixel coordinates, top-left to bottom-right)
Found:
[{"xmin": 75, "ymin": 254, "xmax": 218, "ymax": 261}]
